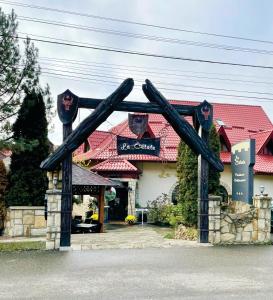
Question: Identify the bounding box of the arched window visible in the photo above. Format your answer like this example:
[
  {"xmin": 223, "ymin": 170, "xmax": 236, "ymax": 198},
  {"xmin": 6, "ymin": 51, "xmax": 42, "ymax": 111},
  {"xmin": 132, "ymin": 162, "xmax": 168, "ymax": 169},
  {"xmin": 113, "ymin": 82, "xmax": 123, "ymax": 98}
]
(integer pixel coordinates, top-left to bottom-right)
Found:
[{"xmin": 171, "ymin": 184, "xmax": 179, "ymax": 205}]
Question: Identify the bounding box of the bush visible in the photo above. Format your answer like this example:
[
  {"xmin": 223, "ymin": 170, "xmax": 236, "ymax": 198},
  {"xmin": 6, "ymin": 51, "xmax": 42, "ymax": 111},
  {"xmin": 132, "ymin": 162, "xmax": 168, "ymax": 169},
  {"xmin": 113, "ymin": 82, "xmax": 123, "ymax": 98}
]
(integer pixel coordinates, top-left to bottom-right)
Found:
[
  {"xmin": 168, "ymin": 203, "xmax": 184, "ymax": 227},
  {"xmin": 147, "ymin": 193, "xmax": 172, "ymax": 225},
  {"xmin": 147, "ymin": 194, "xmax": 184, "ymax": 227}
]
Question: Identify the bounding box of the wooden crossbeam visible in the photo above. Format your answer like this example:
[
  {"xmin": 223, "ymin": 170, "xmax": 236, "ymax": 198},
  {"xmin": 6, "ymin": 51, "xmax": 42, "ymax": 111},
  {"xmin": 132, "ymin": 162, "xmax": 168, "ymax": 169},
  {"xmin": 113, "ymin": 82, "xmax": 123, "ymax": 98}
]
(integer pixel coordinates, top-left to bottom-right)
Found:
[{"xmin": 79, "ymin": 98, "xmax": 196, "ymax": 116}]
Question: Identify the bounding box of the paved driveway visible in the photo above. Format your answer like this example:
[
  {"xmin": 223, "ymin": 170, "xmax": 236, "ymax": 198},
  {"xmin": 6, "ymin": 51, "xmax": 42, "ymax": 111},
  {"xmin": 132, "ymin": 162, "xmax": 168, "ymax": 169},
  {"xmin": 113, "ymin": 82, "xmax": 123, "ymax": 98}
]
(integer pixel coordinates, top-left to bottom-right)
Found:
[
  {"xmin": 1, "ymin": 245, "xmax": 273, "ymax": 299},
  {"xmin": 71, "ymin": 224, "xmax": 197, "ymax": 250}
]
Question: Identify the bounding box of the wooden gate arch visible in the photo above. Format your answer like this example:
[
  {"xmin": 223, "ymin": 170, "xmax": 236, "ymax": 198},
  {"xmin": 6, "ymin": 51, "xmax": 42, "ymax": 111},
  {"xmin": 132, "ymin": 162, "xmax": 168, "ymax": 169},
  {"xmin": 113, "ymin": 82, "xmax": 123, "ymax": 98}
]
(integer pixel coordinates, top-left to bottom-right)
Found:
[{"xmin": 41, "ymin": 78, "xmax": 223, "ymax": 247}]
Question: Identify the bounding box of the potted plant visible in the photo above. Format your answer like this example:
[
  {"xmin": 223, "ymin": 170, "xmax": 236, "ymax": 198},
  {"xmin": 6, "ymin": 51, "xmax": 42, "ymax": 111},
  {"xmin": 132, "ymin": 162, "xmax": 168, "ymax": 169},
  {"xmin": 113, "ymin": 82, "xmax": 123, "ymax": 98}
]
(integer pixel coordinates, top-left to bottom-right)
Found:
[
  {"xmin": 125, "ymin": 215, "xmax": 137, "ymax": 225},
  {"xmin": 90, "ymin": 213, "xmax": 99, "ymax": 224}
]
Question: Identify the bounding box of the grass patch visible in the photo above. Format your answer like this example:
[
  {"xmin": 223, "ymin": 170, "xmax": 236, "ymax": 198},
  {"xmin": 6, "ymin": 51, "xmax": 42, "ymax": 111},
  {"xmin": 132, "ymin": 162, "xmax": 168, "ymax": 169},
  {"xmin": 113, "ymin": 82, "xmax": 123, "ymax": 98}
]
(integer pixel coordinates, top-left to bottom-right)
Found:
[
  {"xmin": 164, "ymin": 231, "xmax": 175, "ymax": 239},
  {"xmin": 0, "ymin": 241, "xmax": 46, "ymax": 252}
]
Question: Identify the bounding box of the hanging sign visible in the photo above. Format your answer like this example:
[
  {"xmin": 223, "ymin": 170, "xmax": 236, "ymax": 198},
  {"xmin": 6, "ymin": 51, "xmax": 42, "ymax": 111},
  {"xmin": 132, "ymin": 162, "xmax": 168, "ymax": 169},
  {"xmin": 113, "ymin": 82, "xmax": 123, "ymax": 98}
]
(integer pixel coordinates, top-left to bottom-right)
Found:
[
  {"xmin": 57, "ymin": 89, "xmax": 79, "ymax": 125},
  {"xmin": 117, "ymin": 136, "xmax": 160, "ymax": 156},
  {"xmin": 196, "ymin": 100, "xmax": 213, "ymax": 132},
  {"xmin": 128, "ymin": 114, "xmax": 148, "ymax": 136},
  {"xmin": 232, "ymin": 139, "xmax": 255, "ymax": 204}
]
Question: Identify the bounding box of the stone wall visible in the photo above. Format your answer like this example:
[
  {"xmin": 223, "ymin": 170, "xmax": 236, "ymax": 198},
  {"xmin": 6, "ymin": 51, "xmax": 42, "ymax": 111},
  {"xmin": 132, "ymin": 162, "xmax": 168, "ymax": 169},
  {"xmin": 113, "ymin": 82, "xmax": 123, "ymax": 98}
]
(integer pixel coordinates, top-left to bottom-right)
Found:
[
  {"xmin": 46, "ymin": 170, "xmax": 62, "ymax": 250},
  {"xmin": 46, "ymin": 190, "xmax": 62, "ymax": 250},
  {"xmin": 209, "ymin": 195, "xmax": 271, "ymax": 244},
  {"xmin": 4, "ymin": 206, "xmax": 46, "ymax": 237}
]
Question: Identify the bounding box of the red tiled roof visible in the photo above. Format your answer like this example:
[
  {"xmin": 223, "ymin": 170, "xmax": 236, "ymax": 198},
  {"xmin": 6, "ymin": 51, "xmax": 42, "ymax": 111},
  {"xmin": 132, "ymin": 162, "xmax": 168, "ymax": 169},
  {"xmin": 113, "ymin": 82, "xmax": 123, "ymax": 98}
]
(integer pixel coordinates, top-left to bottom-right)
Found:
[
  {"xmin": 250, "ymin": 130, "xmax": 273, "ymax": 154},
  {"xmin": 91, "ymin": 159, "xmax": 139, "ymax": 172},
  {"xmin": 74, "ymin": 130, "xmax": 112, "ymax": 156},
  {"xmin": 74, "ymin": 100, "xmax": 273, "ymax": 174},
  {"xmin": 254, "ymin": 155, "xmax": 273, "ymax": 174},
  {"xmin": 169, "ymin": 100, "xmax": 272, "ymax": 132}
]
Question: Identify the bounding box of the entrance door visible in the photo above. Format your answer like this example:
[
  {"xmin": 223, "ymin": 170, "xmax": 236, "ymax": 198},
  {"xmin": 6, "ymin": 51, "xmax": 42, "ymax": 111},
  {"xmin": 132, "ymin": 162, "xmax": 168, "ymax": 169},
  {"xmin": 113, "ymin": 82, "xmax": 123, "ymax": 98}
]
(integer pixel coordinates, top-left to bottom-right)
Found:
[{"xmin": 108, "ymin": 183, "xmax": 128, "ymax": 221}]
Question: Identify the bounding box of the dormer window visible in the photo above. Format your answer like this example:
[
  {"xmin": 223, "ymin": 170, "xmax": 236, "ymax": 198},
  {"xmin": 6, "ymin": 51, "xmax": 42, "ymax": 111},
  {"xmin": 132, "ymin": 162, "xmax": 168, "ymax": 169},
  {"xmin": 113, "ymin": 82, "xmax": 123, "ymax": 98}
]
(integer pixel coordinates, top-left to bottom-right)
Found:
[
  {"xmin": 84, "ymin": 140, "xmax": 90, "ymax": 153},
  {"xmin": 262, "ymin": 139, "xmax": 273, "ymax": 155},
  {"xmin": 220, "ymin": 136, "xmax": 229, "ymax": 152}
]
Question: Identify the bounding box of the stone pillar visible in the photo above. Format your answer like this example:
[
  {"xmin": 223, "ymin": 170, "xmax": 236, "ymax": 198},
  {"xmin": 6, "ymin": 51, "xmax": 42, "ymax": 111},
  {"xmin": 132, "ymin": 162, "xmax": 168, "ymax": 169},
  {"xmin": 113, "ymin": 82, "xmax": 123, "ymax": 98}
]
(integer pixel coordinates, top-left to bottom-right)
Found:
[
  {"xmin": 253, "ymin": 195, "xmax": 272, "ymax": 243},
  {"xmin": 128, "ymin": 179, "xmax": 137, "ymax": 216},
  {"xmin": 46, "ymin": 170, "xmax": 62, "ymax": 250},
  {"xmin": 208, "ymin": 195, "xmax": 221, "ymax": 244}
]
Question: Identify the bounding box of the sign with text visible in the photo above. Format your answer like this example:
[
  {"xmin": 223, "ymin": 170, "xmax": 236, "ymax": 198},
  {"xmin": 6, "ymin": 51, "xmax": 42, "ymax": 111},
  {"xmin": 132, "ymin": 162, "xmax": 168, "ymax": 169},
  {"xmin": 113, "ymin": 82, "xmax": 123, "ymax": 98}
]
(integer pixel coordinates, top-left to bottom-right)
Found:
[
  {"xmin": 117, "ymin": 136, "xmax": 160, "ymax": 156},
  {"xmin": 231, "ymin": 139, "xmax": 255, "ymax": 204}
]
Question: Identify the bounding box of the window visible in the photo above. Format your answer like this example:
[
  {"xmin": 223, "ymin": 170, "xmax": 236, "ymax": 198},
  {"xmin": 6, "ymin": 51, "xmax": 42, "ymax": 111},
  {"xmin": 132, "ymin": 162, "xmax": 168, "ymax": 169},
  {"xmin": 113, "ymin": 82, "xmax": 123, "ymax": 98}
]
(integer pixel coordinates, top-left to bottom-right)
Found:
[
  {"xmin": 220, "ymin": 136, "xmax": 229, "ymax": 152},
  {"xmin": 262, "ymin": 139, "xmax": 273, "ymax": 155},
  {"xmin": 84, "ymin": 140, "xmax": 90, "ymax": 152},
  {"xmin": 171, "ymin": 184, "xmax": 179, "ymax": 205}
]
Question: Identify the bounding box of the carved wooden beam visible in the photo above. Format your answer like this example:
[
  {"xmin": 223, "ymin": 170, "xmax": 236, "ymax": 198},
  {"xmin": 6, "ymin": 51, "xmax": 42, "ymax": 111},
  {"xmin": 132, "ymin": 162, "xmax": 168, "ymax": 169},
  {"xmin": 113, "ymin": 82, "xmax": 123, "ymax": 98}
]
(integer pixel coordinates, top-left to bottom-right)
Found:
[
  {"xmin": 40, "ymin": 78, "xmax": 134, "ymax": 170},
  {"xmin": 142, "ymin": 79, "xmax": 224, "ymax": 172},
  {"xmin": 79, "ymin": 98, "xmax": 196, "ymax": 116}
]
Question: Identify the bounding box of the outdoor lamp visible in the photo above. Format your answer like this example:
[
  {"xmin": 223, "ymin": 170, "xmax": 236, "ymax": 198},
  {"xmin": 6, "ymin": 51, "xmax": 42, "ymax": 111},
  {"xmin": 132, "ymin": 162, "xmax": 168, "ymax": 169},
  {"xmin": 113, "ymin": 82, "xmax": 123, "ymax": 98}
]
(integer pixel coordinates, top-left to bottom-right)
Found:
[{"xmin": 259, "ymin": 185, "xmax": 265, "ymax": 195}]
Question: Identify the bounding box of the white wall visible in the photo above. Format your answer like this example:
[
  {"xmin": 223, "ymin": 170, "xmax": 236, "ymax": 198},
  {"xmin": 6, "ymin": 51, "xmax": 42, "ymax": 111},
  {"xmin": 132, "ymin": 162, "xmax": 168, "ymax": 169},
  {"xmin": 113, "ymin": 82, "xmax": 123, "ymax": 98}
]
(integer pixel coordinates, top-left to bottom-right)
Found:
[
  {"xmin": 220, "ymin": 164, "xmax": 273, "ymax": 198},
  {"xmin": 136, "ymin": 162, "xmax": 177, "ymax": 207},
  {"xmin": 135, "ymin": 162, "xmax": 273, "ymax": 208}
]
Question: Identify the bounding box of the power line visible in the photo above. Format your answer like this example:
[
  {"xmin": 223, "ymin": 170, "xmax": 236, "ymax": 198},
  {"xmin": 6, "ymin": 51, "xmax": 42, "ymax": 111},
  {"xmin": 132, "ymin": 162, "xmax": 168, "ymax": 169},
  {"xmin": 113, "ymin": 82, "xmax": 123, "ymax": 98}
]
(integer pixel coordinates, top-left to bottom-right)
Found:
[
  {"xmin": 2, "ymin": 0, "xmax": 273, "ymax": 45},
  {"xmin": 17, "ymin": 16, "xmax": 273, "ymax": 56},
  {"xmin": 39, "ymin": 56, "xmax": 273, "ymax": 81},
  {"xmin": 38, "ymin": 57, "xmax": 273, "ymax": 86},
  {"xmin": 40, "ymin": 70, "xmax": 273, "ymax": 103},
  {"xmin": 39, "ymin": 65, "xmax": 273, "ymax": 97},
  {"xmin": 14, "ymin": 34, "xmax": 273, "ymax": 70}
]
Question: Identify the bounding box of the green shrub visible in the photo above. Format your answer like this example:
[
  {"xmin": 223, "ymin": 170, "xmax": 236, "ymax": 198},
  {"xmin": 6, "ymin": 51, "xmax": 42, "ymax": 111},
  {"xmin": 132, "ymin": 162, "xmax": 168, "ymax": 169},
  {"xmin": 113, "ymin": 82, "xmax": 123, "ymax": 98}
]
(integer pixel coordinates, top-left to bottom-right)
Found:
[{"xmin": 147, "ymin": 193, "xmax": 172, "ymax": 225}]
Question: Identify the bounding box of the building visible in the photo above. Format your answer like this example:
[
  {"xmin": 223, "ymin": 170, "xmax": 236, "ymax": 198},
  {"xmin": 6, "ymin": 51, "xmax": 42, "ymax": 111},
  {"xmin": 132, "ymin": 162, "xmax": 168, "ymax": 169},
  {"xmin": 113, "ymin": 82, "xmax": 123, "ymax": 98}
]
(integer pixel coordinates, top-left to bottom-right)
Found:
[{"xmin": 74, "ymin": 101, "xmax": 273, "ymax": 220}]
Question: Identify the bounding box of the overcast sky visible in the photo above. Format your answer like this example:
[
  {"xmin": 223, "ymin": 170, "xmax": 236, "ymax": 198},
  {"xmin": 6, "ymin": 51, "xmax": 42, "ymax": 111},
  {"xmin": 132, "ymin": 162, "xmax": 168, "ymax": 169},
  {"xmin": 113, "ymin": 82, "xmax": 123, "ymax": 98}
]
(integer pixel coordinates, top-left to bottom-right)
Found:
[{"xmin": 1, "ymin": 0, "xmax": 273, "ymax": 145}]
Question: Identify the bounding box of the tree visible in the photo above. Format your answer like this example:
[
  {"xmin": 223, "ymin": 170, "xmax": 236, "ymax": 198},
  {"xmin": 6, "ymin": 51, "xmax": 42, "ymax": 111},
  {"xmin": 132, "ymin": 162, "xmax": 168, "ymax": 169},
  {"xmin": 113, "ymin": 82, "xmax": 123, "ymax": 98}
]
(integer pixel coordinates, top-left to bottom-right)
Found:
[
  {"xmin": 0, "ymin": 8, "xmax": 53, "ymax": 147},
  {"xmin": 177, "ymin": 140, "xmax": 198, "ymax": 226},
  {"xmin": 0, "ymin": 160, "xmax": 8, "ymax": 233},
  {"xmin": 176, "ymin": 124, "xmax": 221, "ymax": 226},
  {"xmin": 5, "ymin": 91, "xmax": 50, "ymax": 206}
]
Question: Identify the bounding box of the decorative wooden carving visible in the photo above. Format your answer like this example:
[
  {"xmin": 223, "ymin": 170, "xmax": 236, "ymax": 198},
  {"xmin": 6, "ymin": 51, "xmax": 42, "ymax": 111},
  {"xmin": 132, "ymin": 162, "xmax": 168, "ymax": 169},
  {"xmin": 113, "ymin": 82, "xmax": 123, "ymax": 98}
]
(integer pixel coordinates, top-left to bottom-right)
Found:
[{"xmin": 57, "ymin": 90, "xmax": 79, "ymax": 125}]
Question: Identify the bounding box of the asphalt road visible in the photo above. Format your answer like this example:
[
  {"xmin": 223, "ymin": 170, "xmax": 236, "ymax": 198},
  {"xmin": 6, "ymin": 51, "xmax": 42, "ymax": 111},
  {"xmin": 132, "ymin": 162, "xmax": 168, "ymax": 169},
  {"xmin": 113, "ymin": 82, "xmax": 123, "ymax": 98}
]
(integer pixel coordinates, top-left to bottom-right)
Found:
[{"xmin": 1, "ymin": 245, "xmax": 273, "ymax": 300}]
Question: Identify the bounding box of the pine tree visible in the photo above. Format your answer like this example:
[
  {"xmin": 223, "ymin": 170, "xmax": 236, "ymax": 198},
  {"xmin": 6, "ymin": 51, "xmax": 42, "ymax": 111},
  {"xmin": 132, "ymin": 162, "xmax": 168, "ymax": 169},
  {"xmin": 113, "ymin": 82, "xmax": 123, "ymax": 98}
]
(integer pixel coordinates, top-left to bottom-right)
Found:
[
  {"xmin": 0, "ymin": 160, "xmax": 8, "ymax": 232},
  {"xmin": 5, "ymin": 91, "xmax": 50, "ymax": 206},
  {"xmin": 176, "ymin": 124, "xmax": 221, "ymax": 226},
  {"xmin": 0, "ymin": 8, "xmax": 53, "ymax": 147}
]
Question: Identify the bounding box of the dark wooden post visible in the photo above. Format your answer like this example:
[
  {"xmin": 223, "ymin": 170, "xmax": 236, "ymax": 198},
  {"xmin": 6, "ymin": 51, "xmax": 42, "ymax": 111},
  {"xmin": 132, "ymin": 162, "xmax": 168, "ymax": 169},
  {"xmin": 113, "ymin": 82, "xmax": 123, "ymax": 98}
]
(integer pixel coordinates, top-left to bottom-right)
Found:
[
  {"xmin": 60, "ymin": 123, "xmax": 73, "ymax": 247},
  {"xmin": 98, "ymin": 187, "xmax": 105, "ymax": 233},
  {"xmin": 198, "ymin": 127, "xmax": 209, "ymax": 243}
]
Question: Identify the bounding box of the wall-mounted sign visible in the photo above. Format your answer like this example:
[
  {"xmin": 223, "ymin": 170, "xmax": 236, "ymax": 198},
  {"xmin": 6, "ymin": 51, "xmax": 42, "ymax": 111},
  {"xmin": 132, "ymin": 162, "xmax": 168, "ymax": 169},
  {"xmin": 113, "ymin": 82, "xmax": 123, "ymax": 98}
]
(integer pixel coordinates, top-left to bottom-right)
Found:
[
  {"xmin": 231, "ymin": 139, "xmax": 255, "ymax": 204},
  {"xmin": 128, "ymin": 114, "xmax": 148, "ymax": 136},
  {"xmin": 57, "ymin": 89, "xmax": 79, "ymax": 125},
  {"xmin": 117, "ymin": 136, "xmax": 160, "ymax": 156}
]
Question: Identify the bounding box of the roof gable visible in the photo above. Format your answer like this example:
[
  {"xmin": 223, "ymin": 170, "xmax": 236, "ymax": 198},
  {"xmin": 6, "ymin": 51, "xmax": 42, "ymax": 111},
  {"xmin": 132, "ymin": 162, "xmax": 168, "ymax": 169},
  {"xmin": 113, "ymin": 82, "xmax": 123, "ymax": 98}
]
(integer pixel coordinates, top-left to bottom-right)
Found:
[
  {"xmin": 91, "ymin": 159, "xmax": 139, "ymax": 172},
  {"xmin": 250, "ymin": 130, "xmax": 273, "ymax": 154}
]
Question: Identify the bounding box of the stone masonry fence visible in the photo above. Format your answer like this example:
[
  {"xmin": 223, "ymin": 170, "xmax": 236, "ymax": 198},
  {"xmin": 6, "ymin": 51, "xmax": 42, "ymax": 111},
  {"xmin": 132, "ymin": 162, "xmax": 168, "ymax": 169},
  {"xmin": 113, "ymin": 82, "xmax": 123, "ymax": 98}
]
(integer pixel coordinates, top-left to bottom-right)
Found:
[{"xmin": 209, "ymin": 195, "xmax": 272, "ymax": 244}]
